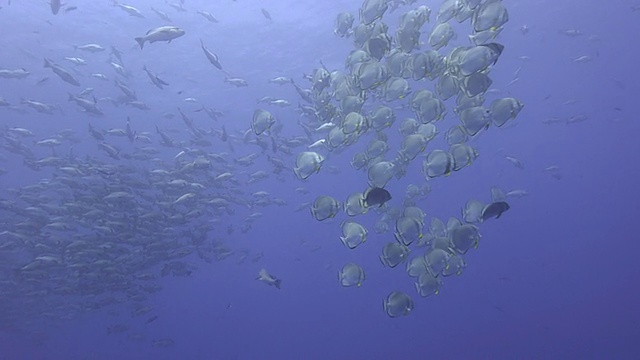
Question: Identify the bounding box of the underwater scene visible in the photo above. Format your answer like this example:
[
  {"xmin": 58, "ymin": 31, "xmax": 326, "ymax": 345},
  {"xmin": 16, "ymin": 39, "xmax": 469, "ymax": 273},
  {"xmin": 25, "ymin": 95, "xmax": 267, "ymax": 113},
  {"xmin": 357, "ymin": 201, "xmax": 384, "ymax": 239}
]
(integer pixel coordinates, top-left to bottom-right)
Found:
[{"xmin": 0, "ymin": 0, "xmax": 639, "ymax": 359}]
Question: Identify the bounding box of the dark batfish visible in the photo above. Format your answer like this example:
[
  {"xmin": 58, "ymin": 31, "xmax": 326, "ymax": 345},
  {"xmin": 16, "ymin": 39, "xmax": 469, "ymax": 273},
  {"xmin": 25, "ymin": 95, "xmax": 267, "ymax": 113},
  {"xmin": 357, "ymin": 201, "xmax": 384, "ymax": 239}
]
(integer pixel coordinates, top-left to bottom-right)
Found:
[
  {"xmin": 50, "ymin": 0, "xmax": 61, "ymax": 14},
  {"xmin": 481, "ymin": 43, "xmax": 505, "ymax": 57},
  {"xmin": 481, "ymin": 201, "xmax": 510, "ymax": 221},
  {"xmin": 364, "ymin": 187, "xmax": 392, "ymax": 207}
]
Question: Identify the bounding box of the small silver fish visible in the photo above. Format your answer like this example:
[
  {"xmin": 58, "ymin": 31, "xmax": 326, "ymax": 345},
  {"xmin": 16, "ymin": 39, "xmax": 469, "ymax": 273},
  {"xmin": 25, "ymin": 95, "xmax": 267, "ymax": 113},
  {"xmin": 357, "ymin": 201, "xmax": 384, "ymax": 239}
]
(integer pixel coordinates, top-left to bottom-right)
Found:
[{"xmin": 256, "ymin": 268, "xmax": 281, "ymax": 289}]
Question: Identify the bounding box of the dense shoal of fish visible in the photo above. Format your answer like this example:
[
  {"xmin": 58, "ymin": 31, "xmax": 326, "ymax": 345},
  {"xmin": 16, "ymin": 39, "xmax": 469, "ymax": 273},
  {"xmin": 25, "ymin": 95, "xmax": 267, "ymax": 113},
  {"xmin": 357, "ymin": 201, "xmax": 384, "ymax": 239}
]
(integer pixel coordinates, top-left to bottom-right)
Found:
[{"xmin": 0, "ymin": 0, "xmax": 526, "ymax": 346}]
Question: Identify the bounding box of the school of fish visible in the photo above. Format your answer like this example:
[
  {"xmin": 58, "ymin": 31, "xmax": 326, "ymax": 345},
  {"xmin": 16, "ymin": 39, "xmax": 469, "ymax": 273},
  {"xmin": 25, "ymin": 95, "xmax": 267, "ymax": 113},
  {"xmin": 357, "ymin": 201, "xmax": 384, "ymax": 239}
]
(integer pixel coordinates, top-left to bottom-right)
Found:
[{"xmin": 0, "ymin": 0, "xmax": 526, "ymax": 346}]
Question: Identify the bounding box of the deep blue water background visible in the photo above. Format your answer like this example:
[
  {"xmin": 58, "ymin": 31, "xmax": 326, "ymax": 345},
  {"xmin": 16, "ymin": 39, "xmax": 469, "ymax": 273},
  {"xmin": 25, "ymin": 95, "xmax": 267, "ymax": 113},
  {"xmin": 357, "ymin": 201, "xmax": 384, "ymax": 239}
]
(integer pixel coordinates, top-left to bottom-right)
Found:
[{"xmin": 1, "ymin": 0, "xmax": 639, "ymax": 359}]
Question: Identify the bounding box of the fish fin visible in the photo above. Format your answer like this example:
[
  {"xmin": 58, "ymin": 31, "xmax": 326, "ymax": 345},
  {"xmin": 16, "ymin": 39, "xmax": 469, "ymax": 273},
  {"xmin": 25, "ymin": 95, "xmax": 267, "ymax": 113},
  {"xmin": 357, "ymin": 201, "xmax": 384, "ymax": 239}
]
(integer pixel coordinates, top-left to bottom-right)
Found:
[
  {"xmin": 274, "ymin": 278, "xmax": 281, "ymax": 289},
  {"xmin": 134, "ymin": 37, "xmax": 145, "ymax": 49}
]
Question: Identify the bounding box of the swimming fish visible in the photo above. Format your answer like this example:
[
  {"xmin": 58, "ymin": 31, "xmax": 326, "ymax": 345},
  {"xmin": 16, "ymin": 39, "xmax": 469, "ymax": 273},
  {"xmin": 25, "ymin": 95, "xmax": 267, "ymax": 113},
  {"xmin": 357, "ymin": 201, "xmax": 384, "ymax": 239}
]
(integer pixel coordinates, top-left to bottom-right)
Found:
[
  {"xmin": 481, "ymin": 201, "xmax": 510, "ymax": 221},
  {"xmin": 256, "ymin": 268, "xmax": 281, "ymax": 289},
  {"xmin": 363, "ymin": 187, "xmax": 392, "ymax": 207},
  {"xmin": 134, "ymin": 26, "xmax": 185, "ymax": 49}
]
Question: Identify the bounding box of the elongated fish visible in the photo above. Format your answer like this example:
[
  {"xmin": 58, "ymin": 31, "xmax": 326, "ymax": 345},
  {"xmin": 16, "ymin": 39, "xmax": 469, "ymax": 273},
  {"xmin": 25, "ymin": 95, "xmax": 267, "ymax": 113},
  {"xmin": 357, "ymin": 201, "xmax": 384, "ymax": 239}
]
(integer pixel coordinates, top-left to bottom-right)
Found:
[
  {"xmin": 200, "ymin": 39, "xmax": 222, "ymax": 70},
  {"xmin": 44, "ymin": 58, "xmax": 80, "ymax": 86}
]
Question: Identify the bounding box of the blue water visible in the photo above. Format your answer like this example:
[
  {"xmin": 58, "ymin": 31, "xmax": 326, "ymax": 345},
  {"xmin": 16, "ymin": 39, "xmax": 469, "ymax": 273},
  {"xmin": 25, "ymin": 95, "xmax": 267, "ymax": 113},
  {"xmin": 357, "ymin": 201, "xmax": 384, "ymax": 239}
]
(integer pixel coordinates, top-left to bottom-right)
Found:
[{"xmin": 1, "ymin": 0, "xmax": 639, "ymax": 359}]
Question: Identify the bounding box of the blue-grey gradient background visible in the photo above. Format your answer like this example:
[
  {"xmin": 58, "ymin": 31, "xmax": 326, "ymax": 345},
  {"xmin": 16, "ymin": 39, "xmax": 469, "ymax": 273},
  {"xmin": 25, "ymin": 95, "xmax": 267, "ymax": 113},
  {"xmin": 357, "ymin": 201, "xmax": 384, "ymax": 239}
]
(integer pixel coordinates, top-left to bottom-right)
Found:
[{"xmin": 1, "ymin": 0, "xmax": 639, "ymax": 359}]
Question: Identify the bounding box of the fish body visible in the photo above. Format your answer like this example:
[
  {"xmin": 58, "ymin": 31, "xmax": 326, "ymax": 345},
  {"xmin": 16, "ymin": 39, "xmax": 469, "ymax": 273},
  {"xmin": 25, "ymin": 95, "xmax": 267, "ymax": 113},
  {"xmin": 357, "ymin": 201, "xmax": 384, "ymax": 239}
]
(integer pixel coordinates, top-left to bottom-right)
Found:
[
  {"xmin": 268, "ymin": 77, "xmax": 291, "ymax": 85},
  {"xmin": 50, "ymin": 0, "xmax": 61, "ymax": 14},
  {"xmin": 261, "ymin": 8, "xmax": 272, "ymax": 20},
  {"xmin": 64, "ymin": 57, "xmax": 87, "ymax": 66},
  {"xmin": 91, "ymin": 73, "xmax": 108, "ymax": 80},
  {"xmin": 225, "ymin": 77, "xmax": 248, "ymax": 87},
  {"xmin": 151, "ymin": 7, "xmax": 172, "ymax": 22},
  {"xmin": 114, "ymin": 2, "xmax": 144, "ymax": 18},
  {"xmin": 142, "ymin": 65, "xmax": 169, "ymax": 89},
  {"xmin": 0, "ymin": 68, "xmax": 29, "ymax": 79},
  {"xmin": 197, "ymin": 11, "xmax": 218, "ymax": 23},
  {"xmin": 200, "ymin": 40, "xmax": 222, "ymax": 70},
  {"xmin": 268, "ymin": 99, "xmax": 290, "ymax": 107},
  {"xmin": 44, "ymin": 58, "xmax": 80, "ymax": 86},
  {"xmin": 74, "ymin": 44, "xmax": 105, "ymax": 53},
  {"xmin": 21, "ymin": 99, "xmax": 55, "ymax": 114},
  {"xmin": 481, "ymin": 201, "xmax": 510, "ymax": 221},
  {"xmin": 256, "ymin": 268, "xmax": 281, "ymax": 289},
  {"xmin": 135, "ymin": 26, "xmax": 185, "ymax": 49},
  {"xmin": 68, "ymin": 93, "xmax": 103, "ymax": 115},
  {"xmin": 363, "ymin": 187, "xmax": 392, "ymax": 207}
]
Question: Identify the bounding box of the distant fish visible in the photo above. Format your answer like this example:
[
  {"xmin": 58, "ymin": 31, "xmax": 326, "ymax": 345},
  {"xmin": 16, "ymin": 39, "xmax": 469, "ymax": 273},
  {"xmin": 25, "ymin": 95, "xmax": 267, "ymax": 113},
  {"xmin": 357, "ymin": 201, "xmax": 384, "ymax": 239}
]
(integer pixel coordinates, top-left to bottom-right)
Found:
[
  {"xmin": 166, "ymin": 1, "xmax": 186, "ymax": 12},
  {"xmin": 268, "ymin": 77, "xmax": 292, "ymax": 85},
  {"xmin": 142, "ymin": 65, "xmax": 169, "ymax": 89},
  {"xmin": 113, "ymin": 1, "xmax": 144, "ymax": 18},
  {"xmin": 199, "ymin": 39, "xmax": 222, "ymax": 70},
  {"xmin": 107, "ymin": 324, "xmax": 129, "ymax": 334},
  {"xmin": 224, "ymin": 77, "xmax": 248, "ymax": 87},
  {"xmin": 44, "ymin": 58, "xmax": 80, "ymax": 86},
  {"xmin": 21, "ymin": 99, "xmax": 56, "ymax": 114},
  {"xmin": 110, "ymin": 45, "xmax": 124, "ymax": 63},
  {"xmin": 64, "ymin": 57, "xmax": 87, "ymax": 66},
  {"xmin": 68, "ymin": 93, "xmax": 103, "ymax": 116},
  {"xmin": 151, "ymin": 6, "xmax": 172, "ymax": 22},
  {"xmin": 152, "ymin": 338, "xmax": 175, "ymax": 348},
  {"xmin": 261, "ymin": 8, "xmax": 272, "ymax": 20},
  {"xmin": 50, "ymin": 0, "xmax": 61, "ymax": 14},
  {"xmin": 197, "ymin": 10, "xmax": 218, "ymax": 23},
  {"xmin": 505, "ymin": 189, "xmax": 528, "ymax": 198},
  {"xmin": 74, "ymin": 44, "xmax": 105, "ymax": 53},
  {"xmin": 90, "ymin": 73, "xmax": 108, "ymax": 81},
  {"xmin": 505, "ymin": 156, "xmax": 524, "ymax": 169},
  {"xmin": 0, "ymin": 68, "xmax": 30, "ymax": 79},
  {"xmin": 256, "ymin": 268, "xmax": 281, "ymax": 289}
]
